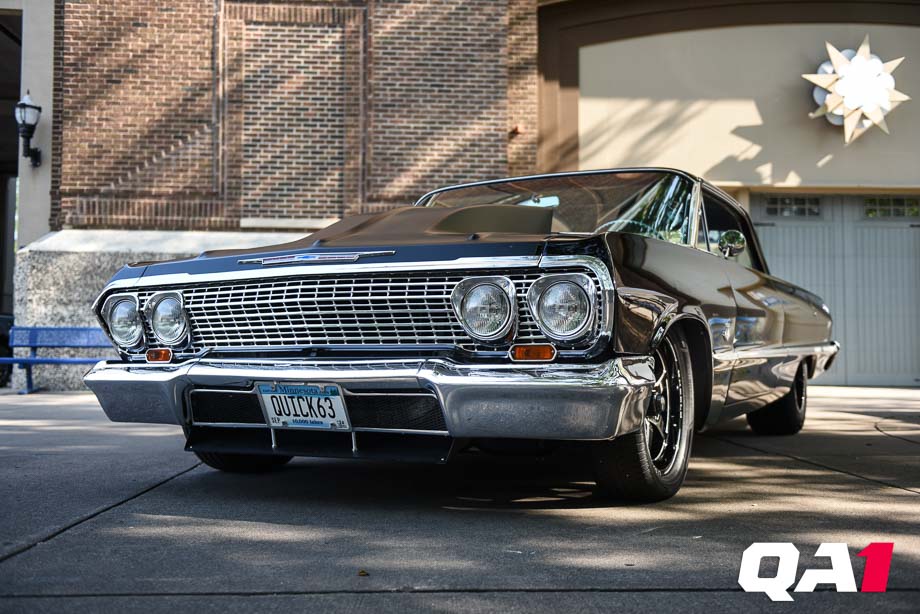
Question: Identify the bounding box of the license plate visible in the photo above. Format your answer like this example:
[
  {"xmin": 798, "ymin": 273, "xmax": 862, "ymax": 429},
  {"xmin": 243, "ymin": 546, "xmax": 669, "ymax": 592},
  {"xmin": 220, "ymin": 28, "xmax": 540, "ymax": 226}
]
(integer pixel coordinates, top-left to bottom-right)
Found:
[{"xmin": 256, "ymin": 383, "xmax": 351, "ymax": 431}]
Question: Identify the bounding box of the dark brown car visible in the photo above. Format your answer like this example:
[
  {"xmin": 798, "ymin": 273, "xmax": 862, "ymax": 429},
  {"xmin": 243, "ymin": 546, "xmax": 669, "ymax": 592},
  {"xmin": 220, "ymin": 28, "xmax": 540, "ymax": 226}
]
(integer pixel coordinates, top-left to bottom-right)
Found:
[{"xmin": 85, "ymin": 168, "xmax": 839, "ymax": 502}]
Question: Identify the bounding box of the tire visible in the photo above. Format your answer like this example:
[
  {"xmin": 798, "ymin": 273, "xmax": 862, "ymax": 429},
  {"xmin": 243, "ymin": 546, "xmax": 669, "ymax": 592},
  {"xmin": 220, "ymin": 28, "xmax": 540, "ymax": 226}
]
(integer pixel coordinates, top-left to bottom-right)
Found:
[
  {"xmin": 592, "ymin": 327, "xmax": 695, "ymax": 502},
  {"xmin": 746, "ymin": 362, "xmax": 807, "ymax": 435},
  {"xmin": 194, "ymin": 451, "xmax": 293, "ymax": 473}
]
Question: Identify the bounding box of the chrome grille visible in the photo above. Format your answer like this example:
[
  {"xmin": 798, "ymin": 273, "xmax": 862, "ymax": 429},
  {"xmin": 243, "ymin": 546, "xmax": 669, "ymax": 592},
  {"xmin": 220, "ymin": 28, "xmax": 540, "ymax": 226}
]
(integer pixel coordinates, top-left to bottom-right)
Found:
[{"xmin": 130, "ymin": 267, "xmax": 602, "ymax": 353}]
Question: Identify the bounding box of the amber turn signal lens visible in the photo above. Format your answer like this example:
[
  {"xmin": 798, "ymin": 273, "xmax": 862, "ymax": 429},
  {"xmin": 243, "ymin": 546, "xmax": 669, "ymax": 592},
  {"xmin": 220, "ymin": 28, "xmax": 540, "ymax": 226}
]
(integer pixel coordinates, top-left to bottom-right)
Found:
[
  {"xmin": 145, "ymin": 348, "xmax": 173, "ymax": 363},
  {"xmin": 509, "ymin": 344, "xmax": 556, "ymax": 362}
]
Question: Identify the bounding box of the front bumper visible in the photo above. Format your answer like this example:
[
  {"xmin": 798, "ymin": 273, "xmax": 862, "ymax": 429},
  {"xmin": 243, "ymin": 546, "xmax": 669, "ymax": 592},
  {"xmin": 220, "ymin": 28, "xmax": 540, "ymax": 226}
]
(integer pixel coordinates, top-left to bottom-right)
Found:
[{"xmin": 83, "ymin": 356, "xmax": 654, "ymax": 441}]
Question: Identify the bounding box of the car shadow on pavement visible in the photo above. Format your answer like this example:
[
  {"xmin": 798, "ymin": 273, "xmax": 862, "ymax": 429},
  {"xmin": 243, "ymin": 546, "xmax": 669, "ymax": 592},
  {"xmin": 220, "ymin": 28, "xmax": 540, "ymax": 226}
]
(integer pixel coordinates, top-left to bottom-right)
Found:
[{"xmin": 164, "ymin": 426, "xmax": 910, "ymax": 515}]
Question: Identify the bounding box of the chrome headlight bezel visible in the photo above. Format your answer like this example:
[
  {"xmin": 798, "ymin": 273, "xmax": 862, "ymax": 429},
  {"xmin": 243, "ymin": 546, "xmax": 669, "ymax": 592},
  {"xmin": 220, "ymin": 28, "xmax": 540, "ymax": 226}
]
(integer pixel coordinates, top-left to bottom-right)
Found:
[
  {"xmin": 100, "ymin": 293, "xmax": 145, "ymax": 349},
  {"xmin": 450, "ymin": 276, "xmax": 516, "ymax": 343},
  {"xmin": 143, "ymin": 291, "xmax": 189, "ymax": 347},
  {"xmin": 526, "ymin": 273, "xmax": 596, "ymax": 344}
]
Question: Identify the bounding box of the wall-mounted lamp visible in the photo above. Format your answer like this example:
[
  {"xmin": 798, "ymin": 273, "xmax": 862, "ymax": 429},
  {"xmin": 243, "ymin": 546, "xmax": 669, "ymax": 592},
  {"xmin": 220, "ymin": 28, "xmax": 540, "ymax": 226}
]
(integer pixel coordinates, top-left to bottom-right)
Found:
[{"xmin": 14, "ymin": 91, "xmax": 42, "ymax": 168}]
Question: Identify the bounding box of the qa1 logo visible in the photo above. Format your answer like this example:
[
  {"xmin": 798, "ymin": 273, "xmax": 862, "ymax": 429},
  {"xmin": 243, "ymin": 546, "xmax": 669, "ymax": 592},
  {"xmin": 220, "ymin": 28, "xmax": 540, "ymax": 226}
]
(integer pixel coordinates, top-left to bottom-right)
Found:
[{"xmin": 738, "ymin": 542, "xmax": 894, "ymax": 601}]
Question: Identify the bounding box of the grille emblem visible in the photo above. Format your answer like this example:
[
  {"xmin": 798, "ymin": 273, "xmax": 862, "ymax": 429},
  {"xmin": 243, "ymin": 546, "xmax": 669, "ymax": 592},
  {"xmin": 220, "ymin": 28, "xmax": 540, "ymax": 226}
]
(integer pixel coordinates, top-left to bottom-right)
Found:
[{"xmin": 239, "ymin": 250, "xmax": 396, "ymax": 267}]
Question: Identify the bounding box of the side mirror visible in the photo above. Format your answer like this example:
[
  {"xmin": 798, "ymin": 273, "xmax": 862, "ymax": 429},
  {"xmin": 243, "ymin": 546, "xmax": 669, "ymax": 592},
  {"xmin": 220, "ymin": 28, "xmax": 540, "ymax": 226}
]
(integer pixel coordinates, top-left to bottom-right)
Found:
[{"xmin": 718, "ymin": 229, "xmax": 746, "ymax": 258}]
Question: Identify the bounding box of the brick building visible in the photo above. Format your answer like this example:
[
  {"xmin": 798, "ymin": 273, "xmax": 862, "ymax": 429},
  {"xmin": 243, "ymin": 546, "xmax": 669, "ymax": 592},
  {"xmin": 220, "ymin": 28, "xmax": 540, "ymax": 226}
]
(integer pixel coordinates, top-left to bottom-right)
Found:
[
  {"xmin": 53, "ymin": 0, "xmax": 538, "ymax": 231},
  {"xmin": 3, "ymin": 0, "xmax": 539, "ymax": 389}
]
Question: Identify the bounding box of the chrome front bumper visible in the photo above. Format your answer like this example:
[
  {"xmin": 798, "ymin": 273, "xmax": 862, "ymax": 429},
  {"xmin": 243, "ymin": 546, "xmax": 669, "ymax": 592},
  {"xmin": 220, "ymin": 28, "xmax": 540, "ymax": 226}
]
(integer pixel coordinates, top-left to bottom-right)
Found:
[{"xmin": 83, "ymin": 356, "xmax": 655, "ymax": 441}]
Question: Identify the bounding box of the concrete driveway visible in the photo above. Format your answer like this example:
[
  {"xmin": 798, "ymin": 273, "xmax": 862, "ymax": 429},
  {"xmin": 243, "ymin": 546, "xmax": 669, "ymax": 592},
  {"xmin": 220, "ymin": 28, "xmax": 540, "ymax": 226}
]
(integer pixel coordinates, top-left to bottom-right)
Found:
[{"xmin": 0, "ymin": 387, "xmax": 918, "ymax": 612}]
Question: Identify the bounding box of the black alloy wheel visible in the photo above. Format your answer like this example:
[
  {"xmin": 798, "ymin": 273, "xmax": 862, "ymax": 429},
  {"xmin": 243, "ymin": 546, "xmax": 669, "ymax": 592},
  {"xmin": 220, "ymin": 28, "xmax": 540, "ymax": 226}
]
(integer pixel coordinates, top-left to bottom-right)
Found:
[
  {"xmin": 644, "ymin": 335, "xmax": 686, "ymax": 475},
  {"xmin": 592, "ymin": 327, "xmax": 695, "ymax": 502}
]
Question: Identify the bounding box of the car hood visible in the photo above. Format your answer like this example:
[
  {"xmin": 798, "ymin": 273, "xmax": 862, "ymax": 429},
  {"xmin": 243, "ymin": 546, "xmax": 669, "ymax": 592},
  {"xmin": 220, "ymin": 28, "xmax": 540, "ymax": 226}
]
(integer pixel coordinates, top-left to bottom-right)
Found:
[
  {"xmin": 121, "ymin": 204, "xmax": 597, "ymax": 282},
  {"xmin": 207, "ymin": 204, "xmax": 556, "ymax": 254}
]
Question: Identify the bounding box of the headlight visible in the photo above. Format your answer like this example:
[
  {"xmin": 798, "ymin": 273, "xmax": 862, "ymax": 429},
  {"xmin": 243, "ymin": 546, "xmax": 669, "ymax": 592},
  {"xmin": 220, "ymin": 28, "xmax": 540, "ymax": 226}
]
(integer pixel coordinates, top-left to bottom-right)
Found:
[
  {"xmin": 538, "ymin": 282, "xmax": 589, "ymax": 336},
  {"xmin": 103, "ymin": 296, "xmax": 144, "ymax": 348},
  {"xmin": 450, "ymin": 276, "xmax": 515, "ymax": 342},
  {"xmin": 527, "ymin": 274, "xmax": 595, "ymax": 342},
  {"xmin": 146, "ymin": 293, "xmax": 188, "ymax": 345}
]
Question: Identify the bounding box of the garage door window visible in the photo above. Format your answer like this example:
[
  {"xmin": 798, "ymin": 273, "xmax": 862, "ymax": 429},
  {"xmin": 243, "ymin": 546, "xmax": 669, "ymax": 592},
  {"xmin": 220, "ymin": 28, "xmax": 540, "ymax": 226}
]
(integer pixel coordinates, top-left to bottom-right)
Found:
[
  {"xmin": 864, "ymin": 197, "xmax": 920, "ymax": 219},
  {"xmin": 764, "ymin": 196, "xmax": 822, "ymax": 218}
]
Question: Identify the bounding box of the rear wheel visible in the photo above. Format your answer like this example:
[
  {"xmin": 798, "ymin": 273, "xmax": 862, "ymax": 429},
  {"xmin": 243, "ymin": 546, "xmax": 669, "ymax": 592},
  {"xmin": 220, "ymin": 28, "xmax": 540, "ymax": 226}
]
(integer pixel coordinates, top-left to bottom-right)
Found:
[
  {"xmin": 747, "ymin": 362, "xmax": 807, "ymax": 435},
  {"xmin": 592, "ymin": 328, "xmax": 695, "ymax": 502},
  {"xmin": 194, "ymin": 451, "xmax": 293, "ymax": 473}
]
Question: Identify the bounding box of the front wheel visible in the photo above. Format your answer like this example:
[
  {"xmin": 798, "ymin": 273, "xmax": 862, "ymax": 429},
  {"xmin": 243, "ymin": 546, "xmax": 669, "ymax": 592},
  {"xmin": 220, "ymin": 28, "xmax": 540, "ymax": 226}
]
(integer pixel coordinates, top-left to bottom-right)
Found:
[
  {"xmin": 592, "ymin": 328, "xmax": 695, "ymax": 502},
  {"xmin": 195, "ymin": 451, "xmax": 293, "ymax": 473}
]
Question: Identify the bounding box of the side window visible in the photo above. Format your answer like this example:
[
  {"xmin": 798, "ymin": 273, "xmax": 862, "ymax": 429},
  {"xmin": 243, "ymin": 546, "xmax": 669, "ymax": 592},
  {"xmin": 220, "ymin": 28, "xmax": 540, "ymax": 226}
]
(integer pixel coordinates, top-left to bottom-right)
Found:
[{"xmin": 702, "ymin": 193, "xmax": 763, "ymax": 271}]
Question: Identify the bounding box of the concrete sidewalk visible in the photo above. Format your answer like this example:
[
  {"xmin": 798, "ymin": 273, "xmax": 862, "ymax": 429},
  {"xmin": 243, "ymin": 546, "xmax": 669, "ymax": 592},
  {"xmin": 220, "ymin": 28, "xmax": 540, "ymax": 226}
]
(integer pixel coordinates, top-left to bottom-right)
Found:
[{"xmin": 0, "ymin": 387, "xmax": 917, "ymax": 612}]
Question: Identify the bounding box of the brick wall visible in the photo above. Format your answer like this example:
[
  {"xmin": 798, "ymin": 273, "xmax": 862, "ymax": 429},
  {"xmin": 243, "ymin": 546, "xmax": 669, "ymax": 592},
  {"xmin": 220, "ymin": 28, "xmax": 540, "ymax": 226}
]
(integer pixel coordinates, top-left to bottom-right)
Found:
[
  {"xmin": 242, "ymin": 23, "xmax": 346, "ymax": 218},
  {"xmin": 224, "ymin": 3, "xmax": 365, "ymax": 222},
  {"xmin": 52, "ymin": 0, "xmax": 538, "ymax": 230},
  {"xmin": 508, "ymin": 0, "xmax": 538, "ymax": 177},
  {"xmin": 367, "ymin": 0, "xmax": 508, "ymax": 204},
  {"xmin": 54, "ymin": 0, "xmax": 221, "ymax": 229}
]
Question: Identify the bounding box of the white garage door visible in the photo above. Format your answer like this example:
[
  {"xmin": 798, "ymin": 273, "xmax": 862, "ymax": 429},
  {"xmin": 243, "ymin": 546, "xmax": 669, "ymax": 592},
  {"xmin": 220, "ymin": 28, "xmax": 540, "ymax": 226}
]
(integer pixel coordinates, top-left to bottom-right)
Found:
[{"xmin": 753, "ymin": 194, "xmax": 920, "ymax": 386}]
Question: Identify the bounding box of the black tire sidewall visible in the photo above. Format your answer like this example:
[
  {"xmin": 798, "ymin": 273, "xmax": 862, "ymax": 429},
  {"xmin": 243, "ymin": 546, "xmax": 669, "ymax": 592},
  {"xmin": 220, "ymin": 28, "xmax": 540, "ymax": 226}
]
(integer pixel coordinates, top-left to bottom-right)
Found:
[
  {"xmin": 643, "ymin": 328, "xmax": 695, "ymax": 491},
  {"xmin": 794, "ymin": 363, "xmax": 808, "ymax": 422},
  {"xmin": 746, "ymin": 361, "xmax": 808, "ymax": 435}
]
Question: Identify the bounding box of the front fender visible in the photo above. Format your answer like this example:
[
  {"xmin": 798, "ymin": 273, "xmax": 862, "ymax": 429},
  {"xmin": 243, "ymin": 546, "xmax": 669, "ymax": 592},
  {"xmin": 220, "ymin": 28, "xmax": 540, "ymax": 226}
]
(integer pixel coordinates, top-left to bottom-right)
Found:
[
  {"xmin": 612, "ymin": 288, "xmax": 719, "ymax": 430},
  {"xmin": 613, "ymin": 287, "xmax": 679, "ymax": 354}
]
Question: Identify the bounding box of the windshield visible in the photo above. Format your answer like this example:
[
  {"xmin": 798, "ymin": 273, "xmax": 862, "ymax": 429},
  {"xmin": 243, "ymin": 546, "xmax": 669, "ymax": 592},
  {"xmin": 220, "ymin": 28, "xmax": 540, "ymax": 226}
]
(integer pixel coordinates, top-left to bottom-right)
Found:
[{"xmin": 422, "ymin": 171, "xmax": 696, "ymax": 243}]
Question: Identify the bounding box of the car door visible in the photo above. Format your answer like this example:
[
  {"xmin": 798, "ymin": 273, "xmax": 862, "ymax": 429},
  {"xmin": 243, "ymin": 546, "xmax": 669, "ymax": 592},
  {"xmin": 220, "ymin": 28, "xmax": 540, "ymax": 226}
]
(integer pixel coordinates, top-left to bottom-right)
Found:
[{"xmin": 701, "ymin": 190, "xmax": 788, "ymax": 415}]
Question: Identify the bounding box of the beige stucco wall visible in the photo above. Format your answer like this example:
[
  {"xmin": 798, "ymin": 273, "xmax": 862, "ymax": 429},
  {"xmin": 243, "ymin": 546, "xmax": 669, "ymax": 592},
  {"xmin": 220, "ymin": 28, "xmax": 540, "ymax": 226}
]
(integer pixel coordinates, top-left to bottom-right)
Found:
[
  {"xmin": 579, "ymin": 23, "xmax": 920, "ymax": 190},
  {"xmin": 0, "ymin": 0, "xmax": 53, "ymax": 246}
]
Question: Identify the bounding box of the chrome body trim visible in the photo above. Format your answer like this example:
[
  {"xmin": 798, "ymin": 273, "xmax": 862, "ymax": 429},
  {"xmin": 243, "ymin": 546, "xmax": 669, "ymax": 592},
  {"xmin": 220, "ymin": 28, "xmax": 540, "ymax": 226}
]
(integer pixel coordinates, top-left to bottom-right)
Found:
[
  {"xmin": 185, "ymin": 422, "xmax": 448, "ymax": 436},
  {"xmin": 192, "ymin": 421, "xmax": 266, "ymax": 429},
  {"xmin": 349, "ymin": 427, "xmax": 450, "ymax": 436},
  {"xmin": 238, "ymin": 250, "xmax": 396, "ymax": 266},
  {"xmin": 719, "ymin": 340, "xmax": 840, "ymax": 363},
  {"xmin": 690, "ymin": 178, "xmax": 703, "ymax": 248},
  {"xmin": 84, "ymin": 354, "xmax": 655, "ymax": 441},
  {"xmin": 94, "ymin": 255, "xmax": 543, "ymax": 298},
  {"xmin": 342, "ymin": 390, "xmax": 436, "ymax": 397}
]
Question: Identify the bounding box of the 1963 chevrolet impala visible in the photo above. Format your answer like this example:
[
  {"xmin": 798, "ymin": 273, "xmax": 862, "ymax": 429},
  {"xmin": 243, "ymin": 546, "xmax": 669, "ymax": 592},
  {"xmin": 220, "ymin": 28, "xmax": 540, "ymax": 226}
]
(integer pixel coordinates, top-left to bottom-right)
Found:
[{"xmin": 84, "ymin": 168, "xmax": 838, "ymax": 501}]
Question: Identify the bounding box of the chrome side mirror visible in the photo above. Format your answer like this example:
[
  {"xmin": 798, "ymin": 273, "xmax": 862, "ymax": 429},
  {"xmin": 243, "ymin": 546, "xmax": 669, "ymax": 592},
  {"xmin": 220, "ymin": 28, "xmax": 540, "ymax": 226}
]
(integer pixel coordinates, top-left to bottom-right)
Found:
[{"xmin": 718, "ymin": 230, "xmax": 746, "ymax": 258}]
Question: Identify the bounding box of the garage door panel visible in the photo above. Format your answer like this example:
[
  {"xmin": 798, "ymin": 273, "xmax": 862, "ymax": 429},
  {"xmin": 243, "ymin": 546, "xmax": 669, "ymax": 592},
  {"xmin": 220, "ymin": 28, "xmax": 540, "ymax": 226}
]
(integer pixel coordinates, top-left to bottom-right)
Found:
[
  {"xmin": 844, "ymin": 218, "xmax": 920, "ymax": 386},
  {"xmin": 754, "ymin": 194, "xmax": 920, "ymax": 387},
  {"xmin": 759, "ymin": 224, "xmax": 840, "ymax": 309}
]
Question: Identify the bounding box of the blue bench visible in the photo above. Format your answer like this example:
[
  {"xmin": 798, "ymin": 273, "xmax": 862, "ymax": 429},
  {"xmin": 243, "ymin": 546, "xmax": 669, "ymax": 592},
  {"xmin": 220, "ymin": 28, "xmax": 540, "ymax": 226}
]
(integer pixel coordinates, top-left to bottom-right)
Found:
[{"xmin": 0, "ymin": 327, "xmax": 115, "ymax": 394}]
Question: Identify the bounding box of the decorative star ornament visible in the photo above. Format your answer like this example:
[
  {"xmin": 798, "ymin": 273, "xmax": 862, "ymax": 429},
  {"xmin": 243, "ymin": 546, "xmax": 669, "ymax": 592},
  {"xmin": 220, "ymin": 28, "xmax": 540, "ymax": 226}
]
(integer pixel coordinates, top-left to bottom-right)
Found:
[{"xmin": 803, "ymin": 35, "xmax": 910, "ymax": 144}]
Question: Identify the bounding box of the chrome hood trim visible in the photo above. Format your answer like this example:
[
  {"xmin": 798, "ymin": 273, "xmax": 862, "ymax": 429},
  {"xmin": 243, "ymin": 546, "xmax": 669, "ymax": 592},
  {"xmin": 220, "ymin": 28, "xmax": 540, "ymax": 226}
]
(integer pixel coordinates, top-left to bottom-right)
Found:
[{"xmin": 95, "ymin": 255, "xmax": 543, "ymax": 299}]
